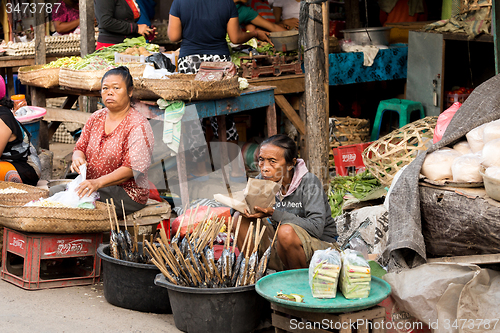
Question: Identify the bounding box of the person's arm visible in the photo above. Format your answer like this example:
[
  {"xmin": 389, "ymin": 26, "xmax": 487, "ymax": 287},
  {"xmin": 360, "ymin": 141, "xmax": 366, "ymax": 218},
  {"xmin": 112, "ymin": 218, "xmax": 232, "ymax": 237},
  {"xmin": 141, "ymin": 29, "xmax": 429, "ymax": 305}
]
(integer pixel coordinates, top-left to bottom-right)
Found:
[
  {"xmin": 54, "ymin": 18, "xmax": 80, "ymax": 34},
  {"xmin": 0, "ymin": 119, "xmax": 13, "ymax": 156},
  {"xmin": 77, "ymin": 166, "xmax": 134, "ymax": 197},
  {"xmin": 167, "ymin": 14, "xmax": 182, "ymax": 42},
  {"xmin": 281, "ymin": 17, "xmax": 299, "ymax": 29},
  {"xmin": 250, "ymin": 14, "xmax": 286, "ymax": 32},
  {"xmin": 273, "ymin": 6, "xmax": 283, "ymax": 23},
  {"xmin": 95, "ymin": 0, "xmax": 138, "ymax": 35},
  {"xmin": 227, "ymin": 17, "xmax": 270, "ymax": 44},
  {"xmin": 271, "ymin": 176, "xmax": 327, "ymax": 239}
]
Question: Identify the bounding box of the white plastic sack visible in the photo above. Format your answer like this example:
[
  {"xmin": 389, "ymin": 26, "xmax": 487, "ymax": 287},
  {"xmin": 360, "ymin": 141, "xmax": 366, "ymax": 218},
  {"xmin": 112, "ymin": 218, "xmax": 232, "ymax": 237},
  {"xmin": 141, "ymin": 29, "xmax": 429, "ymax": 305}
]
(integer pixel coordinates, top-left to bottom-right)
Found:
[
  {"xmin": 466, "ymin": 123, "xmax": 487, "ymax": 153},
  {"xmin": 483, "ymin": 118, "xmax": 500, "ymax": 143},
  {"xmin": 481, "ymin": 138, "xmax": 500, "ymax": 168},
  {"xmin": 421, "ymin": 148, "xmax": 462, "ymax": 181},
  {"xmin": 308, "ymin": 248, "xmax": 341, "ymax": 298},
  {"xmin": 451, "ymin": 153, "xmax": 482, "ymax": 182},
  {"xmin": 452, "ymin": 141, "xmax": 472, "ymax": 155},
  {"xmin": 485, "ymin": 166, "xmax": 500, "ymax": 180}
]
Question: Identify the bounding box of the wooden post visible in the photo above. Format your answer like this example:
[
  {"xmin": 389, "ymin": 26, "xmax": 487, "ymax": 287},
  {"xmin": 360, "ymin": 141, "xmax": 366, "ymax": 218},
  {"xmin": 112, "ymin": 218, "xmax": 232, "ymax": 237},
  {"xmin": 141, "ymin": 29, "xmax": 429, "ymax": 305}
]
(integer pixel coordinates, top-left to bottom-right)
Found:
[
  {"xmin": 79, "ymin": 0, "xmax": 98, "ymax": 112},
  {"xmin": 302, "ymin": 0, "xmax": 329, "ymax": 186},
  {"xmin": 345, "ymin": 0, "xmax": 361, "ymax": 29},
  {"xmin": 33, "ymin": 0, "xmax": 48, "ymax": 149},
  {"xmin": 494, "ymin": 0, "xmax": 500, "ymax": 74}
]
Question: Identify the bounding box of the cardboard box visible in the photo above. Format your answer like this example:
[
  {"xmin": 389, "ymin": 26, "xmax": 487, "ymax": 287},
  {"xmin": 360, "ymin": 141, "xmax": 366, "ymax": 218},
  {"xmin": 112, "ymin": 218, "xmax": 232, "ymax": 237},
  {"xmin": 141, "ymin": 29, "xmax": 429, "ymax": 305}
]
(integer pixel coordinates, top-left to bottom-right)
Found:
[{"xmin": 378, "ymin": 295, "xmax": 431, "ymax": 333}]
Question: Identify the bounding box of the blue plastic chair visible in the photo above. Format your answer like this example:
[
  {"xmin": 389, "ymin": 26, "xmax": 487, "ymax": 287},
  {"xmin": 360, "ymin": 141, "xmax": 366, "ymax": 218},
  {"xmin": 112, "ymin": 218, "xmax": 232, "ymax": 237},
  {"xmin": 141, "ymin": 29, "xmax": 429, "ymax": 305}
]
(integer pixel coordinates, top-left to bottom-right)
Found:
[{"xmin": 370, "ymin": 99, "xmax": 425, "ymax": 141}]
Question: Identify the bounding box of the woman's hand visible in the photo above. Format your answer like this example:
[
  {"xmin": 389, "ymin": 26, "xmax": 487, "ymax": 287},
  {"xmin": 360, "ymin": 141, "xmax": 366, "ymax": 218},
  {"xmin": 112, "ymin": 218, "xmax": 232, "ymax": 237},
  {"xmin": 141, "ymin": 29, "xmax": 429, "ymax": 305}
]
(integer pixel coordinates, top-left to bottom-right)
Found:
[
  {"xmin": 282, "ymin": 18, "xmax": 299, "ymax": 30},
  {"xmin": 255, "ymin": 30, "xmax": 272, "ymax": 44},
  {"xmin": 138, "ymin": 24, "xmax": 153, "ymax": 37},
  {"xmin": 71, "ymin": 153, "xmax": 87, "ymax": 174},
  {"xmin": 76, "ymin": 179, "xmax": 102, "ymax": 198},
  {"xmin": 243, "ymin": 206, "xmax": 274, "ymax": 219}
]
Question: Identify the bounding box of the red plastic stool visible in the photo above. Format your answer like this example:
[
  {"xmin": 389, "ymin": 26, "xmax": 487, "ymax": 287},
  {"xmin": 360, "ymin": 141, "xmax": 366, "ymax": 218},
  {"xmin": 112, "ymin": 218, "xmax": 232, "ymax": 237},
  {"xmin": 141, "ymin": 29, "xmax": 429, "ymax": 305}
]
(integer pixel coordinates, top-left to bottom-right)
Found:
[
  {"xmin": 332, "ymin": 142, "xmax": 372, "ymax": 176},
  {"xmin": 1, "ymin": 228, "xmax": 102, "ymax": 290}
]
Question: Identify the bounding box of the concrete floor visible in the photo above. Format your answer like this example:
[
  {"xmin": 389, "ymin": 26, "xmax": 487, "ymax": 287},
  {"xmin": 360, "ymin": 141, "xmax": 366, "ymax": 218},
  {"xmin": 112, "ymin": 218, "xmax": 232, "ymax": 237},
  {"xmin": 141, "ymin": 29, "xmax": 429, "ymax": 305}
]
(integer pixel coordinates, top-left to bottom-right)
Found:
[{"xmin": 0, "ymin": 278, "xmax": 181, "ymax": 333}]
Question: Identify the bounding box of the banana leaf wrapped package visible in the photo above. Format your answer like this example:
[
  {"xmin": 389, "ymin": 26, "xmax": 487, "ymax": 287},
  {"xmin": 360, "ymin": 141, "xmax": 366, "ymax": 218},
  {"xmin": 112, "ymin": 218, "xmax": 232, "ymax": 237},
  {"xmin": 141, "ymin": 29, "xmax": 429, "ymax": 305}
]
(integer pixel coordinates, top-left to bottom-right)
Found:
[
  {"xmin": 308, "ymin": 248, "xmax": 341, "ymax": 298},
  {"xmin": 340, "ymin": 249, "xmax": 371, "ymax": 299}
]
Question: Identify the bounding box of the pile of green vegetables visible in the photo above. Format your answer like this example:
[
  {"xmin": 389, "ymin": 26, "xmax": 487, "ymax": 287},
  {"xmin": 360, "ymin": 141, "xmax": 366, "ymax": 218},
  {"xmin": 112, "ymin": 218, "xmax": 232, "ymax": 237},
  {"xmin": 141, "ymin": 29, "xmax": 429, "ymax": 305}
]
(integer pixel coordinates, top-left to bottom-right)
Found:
[
  {"xmin": 328, "ymin": 171, "xmax": 381, "ymax": 218},
  {"xmin": 42, "ymin": 56, "xmax": 82, "ymax": 69},
  {"xmin": 89, "ymin": 36, "xmax": 158, "ymax": 63}
]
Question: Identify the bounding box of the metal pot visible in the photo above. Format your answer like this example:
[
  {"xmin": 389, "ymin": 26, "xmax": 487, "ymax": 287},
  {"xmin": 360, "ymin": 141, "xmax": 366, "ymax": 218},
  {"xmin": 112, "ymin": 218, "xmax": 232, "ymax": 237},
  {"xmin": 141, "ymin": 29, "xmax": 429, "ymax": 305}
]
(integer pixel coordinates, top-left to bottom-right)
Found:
[
  {"xmin": 341, "ymin": 27, "xmax": 392, "ymax": 46},
  {"xmin": 269, "ymin": 30, "xmax": 299, "ymax": 52}
]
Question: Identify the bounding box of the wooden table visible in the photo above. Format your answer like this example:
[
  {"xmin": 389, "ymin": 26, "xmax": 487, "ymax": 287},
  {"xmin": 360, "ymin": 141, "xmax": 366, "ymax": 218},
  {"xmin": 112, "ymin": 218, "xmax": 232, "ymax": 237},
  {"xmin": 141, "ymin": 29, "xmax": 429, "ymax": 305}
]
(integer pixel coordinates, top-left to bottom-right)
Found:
[
  {"xmin": 0, "ymin": 52, "xmax": 79, "ymax": 98},
  {"xmin": 248, "ymin": 74, "xmax": 306, "ymax": 136}
]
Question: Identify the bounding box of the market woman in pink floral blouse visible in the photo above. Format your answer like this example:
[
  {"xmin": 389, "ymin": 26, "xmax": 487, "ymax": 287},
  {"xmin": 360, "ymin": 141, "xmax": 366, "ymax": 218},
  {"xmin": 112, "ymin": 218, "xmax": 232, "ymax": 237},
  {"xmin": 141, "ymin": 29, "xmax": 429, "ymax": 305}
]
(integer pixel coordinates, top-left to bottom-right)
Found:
[
  {"xmin": 52, "ymin": 0, "xmax": 80, "ymax": 35},
  {"xmin": 51, "ymin": 67, "xmax": 154, "ymax": 216}
]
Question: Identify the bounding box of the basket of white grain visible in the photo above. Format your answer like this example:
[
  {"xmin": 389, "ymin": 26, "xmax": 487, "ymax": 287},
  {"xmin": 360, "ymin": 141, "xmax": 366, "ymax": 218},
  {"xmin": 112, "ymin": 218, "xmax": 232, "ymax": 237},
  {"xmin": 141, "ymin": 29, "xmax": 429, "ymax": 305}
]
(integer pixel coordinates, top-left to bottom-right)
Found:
[
  {"xmin": 0, "ymin": 181, "xmax": 49, "ymax": 206},
  {"xmin": 479, "ymin": 165, "xmax": 500, "ymax": 201}
]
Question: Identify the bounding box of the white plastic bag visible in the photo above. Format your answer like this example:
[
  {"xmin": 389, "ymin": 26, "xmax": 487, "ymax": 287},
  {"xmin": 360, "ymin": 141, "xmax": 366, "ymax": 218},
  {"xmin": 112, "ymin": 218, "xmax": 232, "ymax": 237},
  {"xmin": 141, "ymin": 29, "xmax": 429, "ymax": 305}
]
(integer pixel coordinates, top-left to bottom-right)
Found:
[
  {"xmin": 466, "ymin": 123, "xmax": 487, "ymax": 153},
  {"xmin": 421, "ymin": 148, "xmax": 462, "ymax": 181},
  {"xmin": 483, "ymin": 119, "xmax": 500, "ymax": 143},
  {"xmin": 340, "ymin": 249, "xmax": 371, "ymax": 299},
  {"xmin": 485, "ymin": 166, "xmax": 500, "ymax": 180},
  {"xmin": 451, "ymin": 153, "xmax": 482, "ymax": 182},
  {"xmin": 27, "ymin": 164, "xmax": 98, "ymax": 208},
  {"xmin": 452, "ymin": 141, "xmax": 472, "ymax": 155},
  {"xmin": 481, "ymin": 138, "xmax": 500, "ymax": 168},
  {"xmin": 308, "ymin": 248, "xmax": 341, "ymax": 298}
]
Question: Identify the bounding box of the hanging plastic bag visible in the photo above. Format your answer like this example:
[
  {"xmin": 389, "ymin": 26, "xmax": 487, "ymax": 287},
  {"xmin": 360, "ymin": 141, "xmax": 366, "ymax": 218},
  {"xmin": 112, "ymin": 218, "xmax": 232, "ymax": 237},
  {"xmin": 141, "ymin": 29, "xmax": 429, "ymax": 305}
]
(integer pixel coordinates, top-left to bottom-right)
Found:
[
  {"xmin": 145, "ymin": 53, "xmax": 176, "ymax": 72},
  {"xmin": 433, "ymin": 102, "xmax": 461, "ymax": 143},
  {"xmin": 340, "ymin": 249, "xmax": 371, "ymax": 299},
  {"xmin": 308, "ymin": 248, "xmax": 341, "ymax": 298},
  {"xmin": 27, "ymin": 164, "xmax": 98, "ymax": 209}
]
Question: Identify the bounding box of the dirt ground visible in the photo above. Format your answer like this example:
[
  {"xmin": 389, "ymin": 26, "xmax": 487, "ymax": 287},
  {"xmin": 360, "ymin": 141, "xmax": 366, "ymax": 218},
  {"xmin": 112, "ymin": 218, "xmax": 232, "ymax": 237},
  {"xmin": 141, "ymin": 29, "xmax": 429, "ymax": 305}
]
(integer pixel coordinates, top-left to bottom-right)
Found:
[{"xmin": 0, "ymin": 278, "xmax": 181, "ymax": 333}]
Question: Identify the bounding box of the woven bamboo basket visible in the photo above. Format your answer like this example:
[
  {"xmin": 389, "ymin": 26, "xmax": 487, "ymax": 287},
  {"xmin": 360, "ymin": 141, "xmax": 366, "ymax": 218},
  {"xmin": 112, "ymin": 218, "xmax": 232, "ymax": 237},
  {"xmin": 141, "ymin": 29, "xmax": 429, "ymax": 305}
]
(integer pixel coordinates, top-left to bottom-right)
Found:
[
  {"xmin": 329, "ymin": 117, "xmax": 370, "ymax": 148},
  {"xmin": 18, "ymin": 65, "xmax": 60, "ymax": 89},
  {"xmin": 362, "ymin": 116, "xmax": 438, "ymax": 186},
  {"xmin": 0, "ymin": 201, "xmax": 111, "ymax": 233},
  {"xmin": 59, "ymin": 67, "xmax": 109, "ymax": 91},
  {"xmin": 0, "ymin": 181, "xmax": 49, "ymax": 206},
  {"xmin": 118, "ymin": 62, "xmax": 147, "ymax": 78},
  {"xmin": 135, "ymin": 75, "xmax": 240, "ymax": 101}
]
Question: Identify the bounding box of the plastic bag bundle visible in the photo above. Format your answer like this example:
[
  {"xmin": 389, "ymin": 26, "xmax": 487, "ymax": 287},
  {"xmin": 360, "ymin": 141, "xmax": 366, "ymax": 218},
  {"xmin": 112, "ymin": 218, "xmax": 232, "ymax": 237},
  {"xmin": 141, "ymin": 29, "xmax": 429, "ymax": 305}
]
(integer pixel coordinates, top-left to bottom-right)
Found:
[
  {"xmin": 421, "ymin": 148, "xmax": 462, "ymax": 181},
  {"xmin": 483, "ymin": 119, "xmax": 500, "ymax": 143},
  {"xmin": 308, "ymin": 248, "xmax": 341, "ymax": 298},
  {"xmin": 481, "ymin": 139, "xmax": 500, "ymax": 168},
  {"xmin": 485, "ymin": 166, "xmax": 500, "ymax": 180},
  {"xmin": 453, "ymin": 141, "xmax": 473, "ymax": 155},
  {"xmin": 466, "ymin": 123, "xmax": 487, "ymax": 153},
  {"xmin": 451, "ymin": 153, "xmax": 482, "ymax": 182},
  {"xmin": 340, "ymin": 250, "xmax": 371, "ymax": 299}
]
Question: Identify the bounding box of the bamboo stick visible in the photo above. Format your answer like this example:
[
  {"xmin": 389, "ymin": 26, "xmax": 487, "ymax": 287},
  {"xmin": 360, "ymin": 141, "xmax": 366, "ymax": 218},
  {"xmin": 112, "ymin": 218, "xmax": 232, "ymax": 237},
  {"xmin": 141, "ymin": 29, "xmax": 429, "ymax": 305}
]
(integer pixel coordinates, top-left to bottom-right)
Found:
[
  {"xmin": 253, "ymin": 226, "xmax": 267, "ymax": 254},
  {"xmin": 105, "ymin": 199, "xmax": 114, "ymax": 232},
  {"xmin": 200, "ymin": 251, "xmax": 213, "ymax": 280},
  {"xmin": 232, "ymin": 215, "xmax": 242, "ymax": 254},
  {"xmin": 110, "ymin": 198, "xmax": 120, "ymax": 232},
  {"xmin": 151, "ymin": 258, "xmax": 177, "ymax": 285},
  {"xmin": 174, "ymin": 203, "xmax": 189, "ymax": 239},
  {"xmin": 144, "ymin": 240, "xmax": 163, "ymax": 266},
  {"xmin": 121, "ymin": 200, "xmax": 128, "ymax": 229},
  {"xmin": 157, "ymin": 238, "xmax": 180, "ymax": 277}
]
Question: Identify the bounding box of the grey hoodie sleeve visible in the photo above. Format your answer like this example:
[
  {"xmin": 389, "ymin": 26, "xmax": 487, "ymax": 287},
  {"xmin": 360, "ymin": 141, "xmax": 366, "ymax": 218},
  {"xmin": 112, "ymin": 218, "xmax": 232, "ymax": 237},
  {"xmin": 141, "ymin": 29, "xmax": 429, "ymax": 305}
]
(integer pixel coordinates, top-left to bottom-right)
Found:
[{"xmin": 271, "ymin": 174, "xmax": 327, "ymax": 239}]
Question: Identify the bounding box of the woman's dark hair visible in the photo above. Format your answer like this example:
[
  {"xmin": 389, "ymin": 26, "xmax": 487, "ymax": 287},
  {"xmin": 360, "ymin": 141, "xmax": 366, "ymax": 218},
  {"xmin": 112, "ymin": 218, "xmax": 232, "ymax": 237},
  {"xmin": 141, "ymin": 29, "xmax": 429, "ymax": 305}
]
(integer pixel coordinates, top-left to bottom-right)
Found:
[
  {"xmin": 261, "ymin": 134, "xmax": 298, "ymax": 165},
  {"xmin": 0, "ymin": 96, "xmax": 14, "ymax": 110},
  {"xmin": 101, "ymin": 66, "xmax": 133, "ymax": 92}
]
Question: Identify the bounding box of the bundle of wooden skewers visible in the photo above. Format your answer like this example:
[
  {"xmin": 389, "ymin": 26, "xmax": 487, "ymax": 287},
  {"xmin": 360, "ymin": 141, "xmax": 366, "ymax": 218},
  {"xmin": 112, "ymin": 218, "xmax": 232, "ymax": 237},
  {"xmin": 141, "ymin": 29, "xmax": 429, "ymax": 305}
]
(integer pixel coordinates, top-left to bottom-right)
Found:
[
  {"xmin": 106, "ymin": 198, "xmax": 153, "ymax": 264},
  {"xmin": 147, "ymin": 205, "xmax": 279, "ymax": 288}
]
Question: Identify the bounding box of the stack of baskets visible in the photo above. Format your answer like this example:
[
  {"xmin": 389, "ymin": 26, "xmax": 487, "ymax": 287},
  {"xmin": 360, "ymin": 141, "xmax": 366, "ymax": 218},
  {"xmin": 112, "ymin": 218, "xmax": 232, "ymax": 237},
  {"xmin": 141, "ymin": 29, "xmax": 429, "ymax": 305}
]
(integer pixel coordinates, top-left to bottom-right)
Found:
[
  {"xmin": 0, "ymin": 182, "xmax": 111, "ymax": 236},
  {"xmin": 362, "ymin": 116, "xmax": 438, "ymax": 186},
  {"xmin": 329, "ymin": 117, "xmax": 370, "ymax": 169}
]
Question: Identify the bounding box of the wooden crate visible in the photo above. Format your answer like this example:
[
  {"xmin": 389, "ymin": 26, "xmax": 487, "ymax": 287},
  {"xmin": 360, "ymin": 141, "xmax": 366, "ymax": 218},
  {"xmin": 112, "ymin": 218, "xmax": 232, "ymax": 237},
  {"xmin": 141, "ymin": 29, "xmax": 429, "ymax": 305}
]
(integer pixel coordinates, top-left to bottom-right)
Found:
[{"xmin": 271, "ymin": 303, "xmax": 386, "ymax": 333}]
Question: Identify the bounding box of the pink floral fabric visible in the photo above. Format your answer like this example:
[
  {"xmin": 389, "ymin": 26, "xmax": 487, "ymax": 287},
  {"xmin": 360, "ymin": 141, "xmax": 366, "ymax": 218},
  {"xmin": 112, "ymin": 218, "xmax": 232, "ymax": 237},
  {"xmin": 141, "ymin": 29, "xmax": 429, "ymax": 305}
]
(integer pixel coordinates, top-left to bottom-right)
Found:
[{"xmin": 52, "ymin": 1, "xmax": 79, "ymax": 24}]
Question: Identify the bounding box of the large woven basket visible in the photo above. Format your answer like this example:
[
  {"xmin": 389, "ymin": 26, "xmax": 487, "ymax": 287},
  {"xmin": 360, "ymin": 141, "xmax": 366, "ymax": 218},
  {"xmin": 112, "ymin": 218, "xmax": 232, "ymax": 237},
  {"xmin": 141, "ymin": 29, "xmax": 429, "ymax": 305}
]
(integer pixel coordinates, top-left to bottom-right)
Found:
[
  {"xmin": 18, "ymin": 65, "xmax": 60, "ymax": 89},
  {"xmin": 59, "ymin": 67, "xmax": 108, "ymax": 91},
  {"xmin": 0, "ymin": 201, "xmax": 111, "ymax": 233},
  {"xmin": 135, "ymin": 75, "xmax": 241, "ymax": 101},
  {"xmin": 0, "ymin": 181, "xmax": 49, "ymax": 206},
  {"xmin": 362, "ymin": 116, "xmax": 438, "ymax": 186}
]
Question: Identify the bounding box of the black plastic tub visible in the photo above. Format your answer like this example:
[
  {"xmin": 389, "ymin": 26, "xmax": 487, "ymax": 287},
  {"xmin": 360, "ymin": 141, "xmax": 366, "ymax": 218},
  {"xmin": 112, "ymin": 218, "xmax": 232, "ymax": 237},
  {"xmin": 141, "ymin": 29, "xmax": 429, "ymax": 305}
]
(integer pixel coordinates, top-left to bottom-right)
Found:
[
  {"xmin": 97, "ymin": 243, "xmax": 171, "ymax": 314},
  {"xmin": 155, "ymin": 273, "xmax": 267, "ymax": 333}
]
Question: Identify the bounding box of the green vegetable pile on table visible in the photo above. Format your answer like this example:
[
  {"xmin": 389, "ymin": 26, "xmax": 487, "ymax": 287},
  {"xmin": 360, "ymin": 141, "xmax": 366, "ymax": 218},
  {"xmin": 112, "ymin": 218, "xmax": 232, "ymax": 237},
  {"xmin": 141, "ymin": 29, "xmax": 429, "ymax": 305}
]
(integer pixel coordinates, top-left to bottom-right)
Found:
[
  {"xmin": 327, "ymin": 171, "xmax": 382, "ymax": 218},
  {"xmin": 67, "ymin": 56, "xmax": 114, "ymax": 71},
  {"xmin": 89, "ymin": 36, "xmax": 159, "ymax": 63},
  {"xmin": 42, "ymin": 56, "xmax": 82, "ymax": 69}
]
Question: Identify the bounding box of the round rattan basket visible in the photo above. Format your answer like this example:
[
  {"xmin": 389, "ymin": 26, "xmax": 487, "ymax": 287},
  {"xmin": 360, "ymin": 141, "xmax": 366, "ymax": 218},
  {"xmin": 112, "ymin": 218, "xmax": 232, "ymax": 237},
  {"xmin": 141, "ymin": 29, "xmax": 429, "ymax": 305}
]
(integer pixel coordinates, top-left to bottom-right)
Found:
[
  {"xmin": 0, "ymin": 182, "xmax": 49, "ymax": 206},
  {"xmin": 135, "ymin": 75, "xmax": 240, "ymax": 101},
  {"xmin": 363, "ymin": 116, "xmax": 438, "ymax": 186},
  {"xmin": 0, "ymin": 201, "xmax": 111, "ymax": 233}
]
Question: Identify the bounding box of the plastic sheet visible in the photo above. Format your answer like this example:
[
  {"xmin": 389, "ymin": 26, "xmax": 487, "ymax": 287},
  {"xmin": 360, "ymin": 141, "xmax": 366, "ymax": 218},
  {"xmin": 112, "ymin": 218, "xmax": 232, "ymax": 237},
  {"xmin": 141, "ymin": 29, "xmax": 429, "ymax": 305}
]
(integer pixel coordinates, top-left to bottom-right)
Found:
[{"xmin": 309, "ymin": 248, "xmax": 341, "ymax": 298}]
